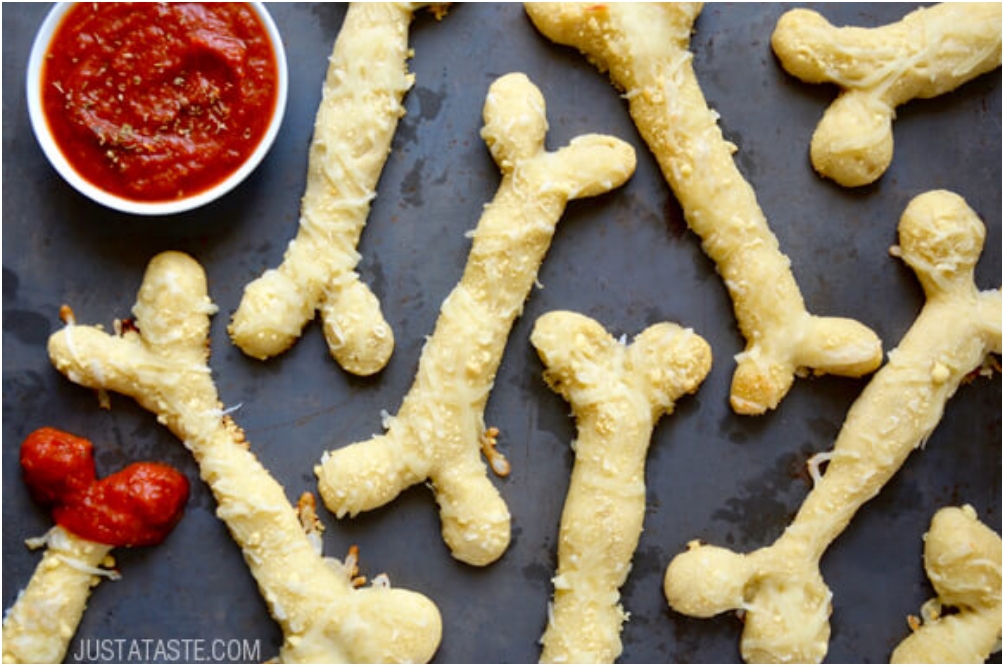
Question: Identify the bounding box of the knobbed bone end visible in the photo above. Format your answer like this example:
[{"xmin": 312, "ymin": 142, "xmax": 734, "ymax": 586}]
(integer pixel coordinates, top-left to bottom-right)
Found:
[
  {"xmin": 897, "ymin": 189, "xmax": 985, "ymax": 297},
  {"xmin": 548, "ymin": 134, "xmax": 637, "ymax": 200},
  {"xmin": 321, "ymin": 279, "xmax": 395, "ymax": 376},
  {"xmin": 810, "ymin": 92, "xmax": 894, "ymax": 188},
  {"xmin": 531, "ymin": 310, "xmax": 614, "ymax": 401},
  {"xmin": 482, "ymin": 72, "xmax": 548, "ymax": 169},
  {"xmin": 770, "ymin": 9, "xmax": 843, "ymax": 84},
  {"xmin": 730, "ymin": 351, "xmax": 794, "ymax": 416},
  {"xmin": 229, "ymin": 269, "xmax": 313, "ymax": 360},
  {"xmin": 49, "ymin": 251, "xmax": 444, "ymax": 663},
  {"xmin": 316, "ymin": 434, "xmax": 424, "ymax": 518},
  {"xmin": 773, "ymin": 4, "xmax": 1003, "ymax": 187},
  {"xmin": 134, "ymin": 251, "xmax": 217, "ymax": 350},
  {"xmin": 663, "ymin": 542, "xmax": 833, "ymax": 663},
  {"xmin": 628, "ymin": 322, "xmax": 712, "ymax": 412},
  {"xmin": 739, "ymin": 568, "xmax": 831, "ymax": 664},
  {"xmin": 664, "ymin": 543, "xmax": 751, "ymax": 618},
  {"xmin": 891, "ymin": 505, "xmax": 1002, "ymax": 663},
  {"xmin": 279, "ymin": 585, "xmax": 444, "ymax": 664},
  {"xmin": 435, "ymin": 468, "xmax": 512, "ymax": 567},
  {"xmin": 924, "ymin": 506, "xmax": 1002, "ymax": 609}
]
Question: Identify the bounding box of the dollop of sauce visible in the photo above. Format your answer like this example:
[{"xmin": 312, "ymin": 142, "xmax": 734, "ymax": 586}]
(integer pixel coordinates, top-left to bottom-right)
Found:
[
  {"xmin": 41, "ymin": 3, "xmax": 279, "ymax": 202},
  {"xmin": 21, "ymin": 427, "xmax": 189, "ymax": 547},
  {"xmin": 19, "ymin": 426, "xmax": 96, "ymax": 506}
]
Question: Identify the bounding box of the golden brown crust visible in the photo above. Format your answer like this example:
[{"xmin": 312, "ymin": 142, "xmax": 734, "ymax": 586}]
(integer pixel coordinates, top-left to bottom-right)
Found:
[{"xmin": 479, "ymin": 427, "xmax": 510, "ymax": 478}]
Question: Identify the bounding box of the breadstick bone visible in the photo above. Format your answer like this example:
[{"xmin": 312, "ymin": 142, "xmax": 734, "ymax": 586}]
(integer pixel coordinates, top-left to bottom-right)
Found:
[
  {"xmin": 4, "ymin": 426, "xmax": 190, "ymax": 664},
  {"xmin": 891, "ymin": 505, "xmax": 1002, "ymax": 663},
  {"xmin": 524, "ymin": 3, "xmax": 883, "ymax": 415},
  {"xmin": 531, "ymin": 311, "xmax": 711, "ymax": 663},
  {"xmin": 316, "ymin": 73, "xmax": 637, "ymax": 566},
  {"xmin": 48, "ymin": 252, "xmax": 442, "ymax": 664},
  {"xmin": 1, "ymin": 527, "xmax": 115, "ymax": 664},
  {"xmin": 663, "ymin": 190, "xmax": 1001, "ymax": 663},
  {"xmin": 230, "ymin": 3, "xmax": 443, "ymax": 375},
  {"xmin": 772, "ymin": 4, "xmax": 1003, "ymax": 187}
]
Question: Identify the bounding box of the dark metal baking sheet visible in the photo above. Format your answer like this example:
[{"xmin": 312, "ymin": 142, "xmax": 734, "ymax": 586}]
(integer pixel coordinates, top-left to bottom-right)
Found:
[{"xmin": 3, "ymin": 3, "xmax": 1001, "ymax": 663}]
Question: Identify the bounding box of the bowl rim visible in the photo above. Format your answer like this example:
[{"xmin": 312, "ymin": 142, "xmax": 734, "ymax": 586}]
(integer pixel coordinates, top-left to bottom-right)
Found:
[{"xmin": 25, "ymin": 1, "xmax": 289, "ymax": 217}]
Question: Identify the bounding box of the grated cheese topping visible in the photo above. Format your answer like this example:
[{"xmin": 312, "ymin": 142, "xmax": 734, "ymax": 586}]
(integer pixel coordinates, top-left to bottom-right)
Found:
[
  {"xmin": 531, "ymin": 311, "xmax": 711, "ymax": 663},
  {"xmin": 316, "ymin": 72, "xmax": 635, "ymax": 567}
]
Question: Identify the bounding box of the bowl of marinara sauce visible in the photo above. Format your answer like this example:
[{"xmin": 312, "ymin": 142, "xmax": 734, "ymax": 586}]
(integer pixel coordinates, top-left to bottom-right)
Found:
[{"xmin": 26, "ymin": 2, "xmax": 288, "ymax": 216}]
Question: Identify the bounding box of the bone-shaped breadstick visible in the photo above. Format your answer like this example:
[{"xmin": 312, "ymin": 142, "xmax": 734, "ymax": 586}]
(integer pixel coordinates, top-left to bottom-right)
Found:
[
  {"xmin": 772, "ymin": 3, "xmax": 1003, "ymax": 188},
  {"xmin": 530, "ymin": 311, "xmax": 711, "ymax": 663},
  {"xmin": 231, "ymin": 3, "xmax": 444, "ymax": 375},
  {"xmin": 316, "ymin": 73, "xmax": 637, "ymax": 566},
  {"xmin": 3, "ymin": 427, "xmax": 188, "ymax": 665},
  {"xmin": 48, "ymin": 251, "xmax": 442, "ymax": 663},
  {"xmin": 891, "ymin": 505, "xmax": 1002, "ymax": 664},
  {"xmin": 524, "ymin": 3, "xmax": 884, "ymax": 416},
  {"xmin": 2, "ymin": 527, "xmax": 114, "ymax": 665},
  {"xmin": 663, "ymin": 190, "xmax": 1002, "ymax": 663}
]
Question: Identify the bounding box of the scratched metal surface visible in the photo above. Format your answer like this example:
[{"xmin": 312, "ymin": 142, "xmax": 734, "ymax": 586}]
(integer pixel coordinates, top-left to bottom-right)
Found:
[{"xmin": 3, "ymin": 3, "xmax": 1001, "ymax": 663}]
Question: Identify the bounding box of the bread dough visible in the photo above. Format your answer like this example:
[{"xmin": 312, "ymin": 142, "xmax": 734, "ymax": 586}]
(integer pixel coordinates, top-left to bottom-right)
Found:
[
  {"xmin": 531, "ymin": 311, "xmax": 711, "ymax": 663},
  {"xmin": 231, "ymin": 3, "xmax": 445, "ymax": 375},
  {"xmin": 524, "ymin": 2, "xmax": 883, "ymax": 415},
  {"xmin": 663, "ymin": 190, "xmax": 1002, "ymax": 663},
  {"xmin": 49, "ymin": 251, "xmax": 443, "ymax": 663},
  {"xmin": 2, "ymin": 527, "xmax": 115, "ymax": 665},
  {"xmin": 772, "ymin": 3, "xmax": 1002, "ymax": 187},
  {"xmin": 891, "ymin": 505, "xmax": 1002, "ymax": 663},
  {"xmin": 315, "ymin": 72, "xmax": 637, "ymax": 566}
]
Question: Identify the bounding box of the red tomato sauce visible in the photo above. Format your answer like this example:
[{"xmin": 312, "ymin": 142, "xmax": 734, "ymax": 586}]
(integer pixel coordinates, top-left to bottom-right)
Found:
[
  {"xmin": 21, "ymin": 427, "xmax": 189, "ymax": 547},
  {"xmin": 41, "ymin": 3, "xmax": 279, "ymax": 203}
]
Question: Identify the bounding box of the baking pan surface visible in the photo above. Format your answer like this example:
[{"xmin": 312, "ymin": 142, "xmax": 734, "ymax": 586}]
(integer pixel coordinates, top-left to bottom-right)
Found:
[{"xmin": 3, "ymin": 3, "xmax": 1000, "ymax": 663}]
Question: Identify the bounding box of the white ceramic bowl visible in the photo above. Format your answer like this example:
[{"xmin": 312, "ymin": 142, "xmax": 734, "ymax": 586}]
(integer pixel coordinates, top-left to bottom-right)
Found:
[{"xmin": 26, "ymin": 2, "xmax": 288, "ymax": 216}]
